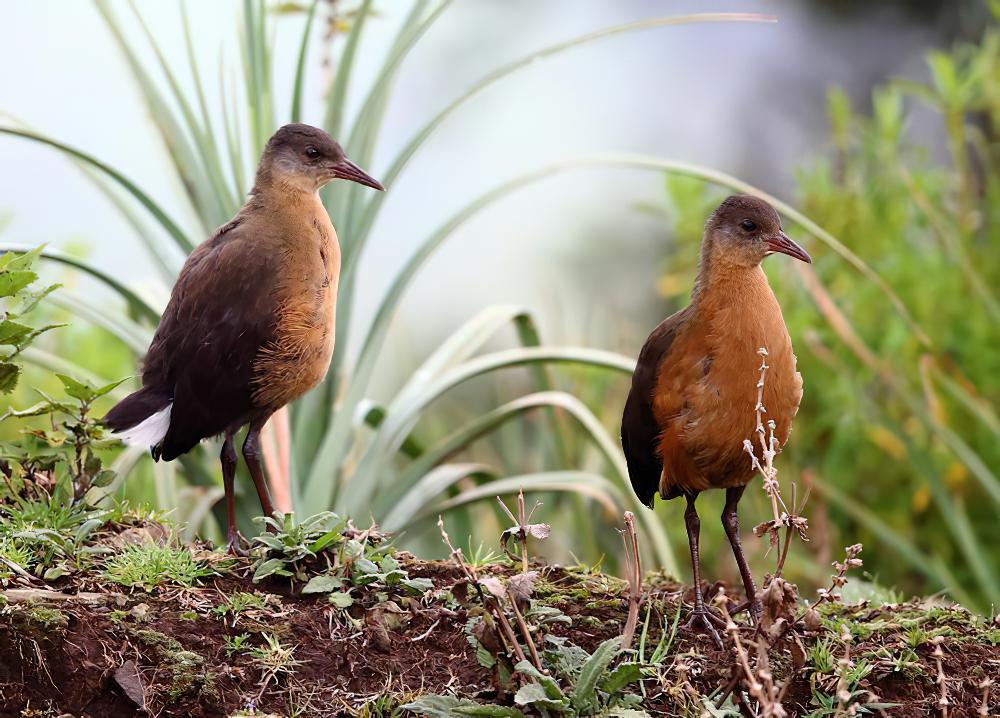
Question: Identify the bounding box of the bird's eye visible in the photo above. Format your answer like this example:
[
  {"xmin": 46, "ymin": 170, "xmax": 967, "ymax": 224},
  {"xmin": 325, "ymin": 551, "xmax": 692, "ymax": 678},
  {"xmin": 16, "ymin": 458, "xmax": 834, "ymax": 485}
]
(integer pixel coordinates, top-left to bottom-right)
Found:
[
  {"xmin": 740, "ymin": 219, "xmax": 756, "ymax": 231},
  {"xmin": 305, "ymin": 147, "xmax": 321, "ymax": 160}
]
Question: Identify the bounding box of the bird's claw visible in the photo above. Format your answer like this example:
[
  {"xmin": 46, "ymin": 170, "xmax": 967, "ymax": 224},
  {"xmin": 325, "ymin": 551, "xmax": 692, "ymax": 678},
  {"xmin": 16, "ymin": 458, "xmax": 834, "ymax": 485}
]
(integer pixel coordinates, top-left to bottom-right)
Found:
[
  {"xmin": 226, "ymin": 531, "xmax": 249, "ymax": 557},
  {"xmin": 683, "ymin": 605, "xmax": 726, "ymax": 648}
]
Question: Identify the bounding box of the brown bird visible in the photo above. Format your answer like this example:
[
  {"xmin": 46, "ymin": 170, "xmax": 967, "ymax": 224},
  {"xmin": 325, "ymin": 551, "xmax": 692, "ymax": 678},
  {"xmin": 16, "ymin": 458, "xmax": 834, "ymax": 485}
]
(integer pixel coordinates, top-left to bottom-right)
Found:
[
  {"xmin": 621, "ymin": 195, "xmax": 810, "ymax": 638},
  {"xmin": 104, "ymin": 123, "xmax": 383, "ymax": 553}
]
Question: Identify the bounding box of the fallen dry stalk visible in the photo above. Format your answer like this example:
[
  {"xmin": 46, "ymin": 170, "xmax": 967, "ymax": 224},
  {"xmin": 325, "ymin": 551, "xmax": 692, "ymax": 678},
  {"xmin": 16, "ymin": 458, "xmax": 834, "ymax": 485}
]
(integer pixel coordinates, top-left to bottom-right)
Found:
[
  {"xmin": 437, "ymin": 516, "xmax": 529, "ymax": 667},
  {"xmin": 715, "ymin": 591, "xmax": 787, "ymax": 717},
  {"xmin": 933, "ymin": 635, "xmax": 949, "ymax": 718},
  {"xmin": 978, "ymin": 678, "xmax": 992, "ymax": 717},
  {"xmin": 619, "ymin": 511, "xmax": 642, "ymax": 651}
]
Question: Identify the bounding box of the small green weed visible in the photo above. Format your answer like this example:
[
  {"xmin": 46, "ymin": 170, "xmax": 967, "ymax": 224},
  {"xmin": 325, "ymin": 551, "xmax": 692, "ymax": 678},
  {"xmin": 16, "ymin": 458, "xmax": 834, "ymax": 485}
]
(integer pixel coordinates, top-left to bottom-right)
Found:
[{"xmin": 104, "ymin": 543, "xmax": 215, "ymax": 591}]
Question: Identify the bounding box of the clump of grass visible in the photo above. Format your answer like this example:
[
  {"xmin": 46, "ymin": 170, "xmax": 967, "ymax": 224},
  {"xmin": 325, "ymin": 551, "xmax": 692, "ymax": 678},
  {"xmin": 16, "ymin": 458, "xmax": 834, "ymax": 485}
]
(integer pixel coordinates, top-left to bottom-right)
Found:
[
  {"xmin": 214, "ymin": 591, "xmax": 267, "ymax": 619},
  {"xmin": 104, "ymin": 543, "xmax": 215, "ymax": 591}
]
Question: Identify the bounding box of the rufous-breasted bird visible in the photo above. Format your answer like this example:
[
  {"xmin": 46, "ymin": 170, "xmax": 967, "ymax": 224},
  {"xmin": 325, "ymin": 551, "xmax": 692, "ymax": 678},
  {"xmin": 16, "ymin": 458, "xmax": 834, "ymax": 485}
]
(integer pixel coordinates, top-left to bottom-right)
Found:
[
  {"xmin": 104, "ymin": 123, "xmax": 383, "ymax": 553},
  {"xmin": 621, "ymin": 195, "xmax": 810, "ymax": 639}
]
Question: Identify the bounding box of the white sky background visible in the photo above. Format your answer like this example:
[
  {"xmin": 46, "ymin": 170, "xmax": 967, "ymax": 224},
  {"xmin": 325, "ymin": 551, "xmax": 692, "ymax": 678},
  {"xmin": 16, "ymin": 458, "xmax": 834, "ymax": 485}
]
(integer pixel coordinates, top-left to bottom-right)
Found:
[{"xmin": 0, "ymin": 0, "xmax": 945, "ymax": 371}]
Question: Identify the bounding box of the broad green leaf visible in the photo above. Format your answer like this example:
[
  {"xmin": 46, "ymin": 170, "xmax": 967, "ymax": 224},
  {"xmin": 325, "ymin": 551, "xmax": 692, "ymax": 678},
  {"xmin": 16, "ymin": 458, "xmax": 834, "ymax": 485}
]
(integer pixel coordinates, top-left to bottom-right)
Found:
[
  {"xmin": 514, "ymin": 682, "xmax": 567, "ymax": 710},
  {"xmin": 251, "ymin": 558, "xmax": 287, "ymax": 582},
  {"xmin": 328, "ymin": 591, "xmax": 353, "ymax": 608},
  {"xmin": 56, "ymin": 374, "xmax": 97, "ymax": 402},
  {"xmin": 600, "ymin": 662, "xmax": 646, "ymax": 694},
  {"xmin": 0, "ymin": 270, "xmax": 36, "ymax": 298},
  {"xmin": 400, "ymin": 577, "xmax": 434, "ymax": 595},
  {"xmin": 402, "ymin": 695, "xmax": 524, "ymax": 718},
  {"xmin": 302, "ymin": 574, "xmax": 343, "ymax": 594},
  {"xmin": 512, "ymin": 660, "xmax": 566, "ymax": 703},
  {"xmin": 0, "ymin": 320, "xmax": 32, "ymax": 347},
  {"xmin": 0, "ymin": 362, "xmax": 19, "ymax": 394},
  {"xmin": 572, "ymin": 637, "xmax": 621, "ymax": 712}
]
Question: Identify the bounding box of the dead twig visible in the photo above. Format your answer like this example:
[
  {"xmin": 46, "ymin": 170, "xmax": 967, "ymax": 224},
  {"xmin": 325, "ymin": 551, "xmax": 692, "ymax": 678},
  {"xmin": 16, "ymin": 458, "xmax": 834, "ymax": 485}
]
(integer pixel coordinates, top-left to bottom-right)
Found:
[
  {"xmin": 619, "ymin": 511, "xmax": 643, "ymax": 651},
  {"xmin": 932, "ymin": 636, "xmax": 949, "ymax": 718}
]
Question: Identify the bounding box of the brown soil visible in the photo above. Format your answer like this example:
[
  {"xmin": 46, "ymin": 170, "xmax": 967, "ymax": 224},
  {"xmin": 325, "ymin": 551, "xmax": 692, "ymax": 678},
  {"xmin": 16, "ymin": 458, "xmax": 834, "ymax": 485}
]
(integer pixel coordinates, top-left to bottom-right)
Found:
[{"xmin": 1, "ymin": 556, "xmax": 997, "ymax": 717}]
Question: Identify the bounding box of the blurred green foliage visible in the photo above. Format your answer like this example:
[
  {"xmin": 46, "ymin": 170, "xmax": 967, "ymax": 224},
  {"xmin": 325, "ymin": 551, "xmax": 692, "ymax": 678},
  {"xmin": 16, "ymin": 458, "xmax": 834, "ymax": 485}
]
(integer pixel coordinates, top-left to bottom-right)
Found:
[{"xmin": 658, "ymin": 23, "xmax": 998, "ymax": 611}]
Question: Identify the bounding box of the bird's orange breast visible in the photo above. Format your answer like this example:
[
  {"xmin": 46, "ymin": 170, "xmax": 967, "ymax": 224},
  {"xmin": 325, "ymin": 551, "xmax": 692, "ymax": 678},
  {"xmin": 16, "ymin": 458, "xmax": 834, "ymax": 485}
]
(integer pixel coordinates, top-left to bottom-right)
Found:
[
  {"xmin": 251, "ymin": 196, "xmax": 340, "ymax": 410},
  {"xmin": 652, "ymin": 266, "xmax": 802, "ymax": 495}
]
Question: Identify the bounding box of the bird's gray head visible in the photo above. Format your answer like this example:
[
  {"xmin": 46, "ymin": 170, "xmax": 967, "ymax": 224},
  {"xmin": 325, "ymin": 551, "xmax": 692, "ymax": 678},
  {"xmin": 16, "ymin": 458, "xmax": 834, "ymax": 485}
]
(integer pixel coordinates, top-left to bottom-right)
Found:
[
  {"xmin": 704, "ymin": 195, "xmax": 811, "ymax": 266},
  {"xmin": 257, "ymin": 123, "xmax": 384, "ymax": 193}
]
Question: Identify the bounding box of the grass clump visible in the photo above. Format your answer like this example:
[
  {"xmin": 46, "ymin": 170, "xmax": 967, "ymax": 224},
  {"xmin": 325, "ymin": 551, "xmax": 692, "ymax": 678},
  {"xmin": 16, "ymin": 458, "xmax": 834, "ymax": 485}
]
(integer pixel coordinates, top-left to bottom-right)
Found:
[{"xmin": 104, "ymin": 543, "xmax": 215, "ymax": 591}]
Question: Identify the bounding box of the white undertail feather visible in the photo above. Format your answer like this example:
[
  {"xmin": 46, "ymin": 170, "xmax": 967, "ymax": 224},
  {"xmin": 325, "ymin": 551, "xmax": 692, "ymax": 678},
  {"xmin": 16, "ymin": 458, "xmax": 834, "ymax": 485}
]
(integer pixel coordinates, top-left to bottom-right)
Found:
[{"xmin": 114, "ymin": 404, "xmax": 172, "ymax": 447}]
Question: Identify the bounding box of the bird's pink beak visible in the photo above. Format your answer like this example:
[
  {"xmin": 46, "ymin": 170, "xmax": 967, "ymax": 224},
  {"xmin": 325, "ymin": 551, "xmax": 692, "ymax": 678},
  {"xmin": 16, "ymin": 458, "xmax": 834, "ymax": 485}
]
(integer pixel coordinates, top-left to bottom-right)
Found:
[
  {"xmin": 331, "ymin": 158, "xmax": 384, "ymax": 191},
  {"xmin": 766, "ymin": 231, "xmax": 811, "ymax": 264}
]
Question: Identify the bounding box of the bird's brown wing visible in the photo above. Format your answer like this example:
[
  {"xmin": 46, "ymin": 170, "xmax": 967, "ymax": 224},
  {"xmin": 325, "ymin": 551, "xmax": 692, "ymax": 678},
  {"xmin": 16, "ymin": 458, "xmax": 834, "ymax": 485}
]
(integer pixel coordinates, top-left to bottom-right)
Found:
[
  {"xmin": 142, "ymin": 219, "xmax": 280, "ymax": 460},
  {"xmin": 621, "ymin": 308, "xmax": 689, "ymax": 507}
]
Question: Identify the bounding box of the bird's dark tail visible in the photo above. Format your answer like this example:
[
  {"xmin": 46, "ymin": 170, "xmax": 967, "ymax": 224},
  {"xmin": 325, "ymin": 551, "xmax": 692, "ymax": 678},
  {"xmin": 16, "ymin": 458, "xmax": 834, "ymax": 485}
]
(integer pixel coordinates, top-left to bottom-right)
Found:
[{"xmin": 103, "ymin": 387, "xmax": 173, "ymax": 459}]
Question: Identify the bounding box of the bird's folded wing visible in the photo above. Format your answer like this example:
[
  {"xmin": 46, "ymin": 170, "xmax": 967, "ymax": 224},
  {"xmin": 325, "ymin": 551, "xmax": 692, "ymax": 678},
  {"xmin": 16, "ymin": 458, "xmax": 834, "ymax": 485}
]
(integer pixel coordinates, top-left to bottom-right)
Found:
[
  {"xmin": 621, "ymin": 309, "xmax": 687, "ymax": 506},
  {"xmin": 142, "ymin": 221, "xmax": 280, "ymax": 455}
]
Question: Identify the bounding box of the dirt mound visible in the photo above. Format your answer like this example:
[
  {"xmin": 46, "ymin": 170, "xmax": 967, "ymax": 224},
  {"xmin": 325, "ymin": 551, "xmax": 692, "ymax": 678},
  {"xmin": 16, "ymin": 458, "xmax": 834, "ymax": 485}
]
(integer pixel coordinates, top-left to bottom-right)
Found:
[{"xmin": 1, "ymin": 554, "xmax": 997, "ymax": 717}]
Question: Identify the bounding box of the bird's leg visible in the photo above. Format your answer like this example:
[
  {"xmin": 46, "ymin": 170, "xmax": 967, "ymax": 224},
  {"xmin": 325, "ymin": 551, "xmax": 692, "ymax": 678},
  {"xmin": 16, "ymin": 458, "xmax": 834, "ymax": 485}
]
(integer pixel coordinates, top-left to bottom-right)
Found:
[
  {"xmin": 722, "ymin": 486, "xmax": 762, "ymax": 624},
  {"xmin": 683, "ymin": 492, "xmax": 724, "ymax": 646},
  {"xmin": 220, "ymin": 431, "xmax": 246, "ymax": 556},
  {"xmin": 242, "ymin": 416, "xmax": 276, "ymax": 524}
]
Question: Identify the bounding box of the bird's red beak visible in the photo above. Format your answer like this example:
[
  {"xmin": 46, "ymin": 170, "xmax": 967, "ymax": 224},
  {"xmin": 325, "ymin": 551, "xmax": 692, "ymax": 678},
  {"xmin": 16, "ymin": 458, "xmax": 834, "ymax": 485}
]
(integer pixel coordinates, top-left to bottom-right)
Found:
[
  {"xmin": 766, "ymin": 231, "xmax": 811, "ymax": 263},
  {"xmin": 331, "ymin": 158, "xmax": 384, "ymax": 191}
]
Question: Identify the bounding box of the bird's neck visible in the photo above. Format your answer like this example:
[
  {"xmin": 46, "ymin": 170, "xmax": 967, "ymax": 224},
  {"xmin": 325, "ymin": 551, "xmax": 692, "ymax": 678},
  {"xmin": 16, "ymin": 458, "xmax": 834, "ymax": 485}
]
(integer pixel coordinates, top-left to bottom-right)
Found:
[
  {"xmin": 691, "ymin": 242, "xmax": 771, "ymax": 311},
  {"xmin": 250, "ymin": 168, "xmax": 322, "ymax": 203}
]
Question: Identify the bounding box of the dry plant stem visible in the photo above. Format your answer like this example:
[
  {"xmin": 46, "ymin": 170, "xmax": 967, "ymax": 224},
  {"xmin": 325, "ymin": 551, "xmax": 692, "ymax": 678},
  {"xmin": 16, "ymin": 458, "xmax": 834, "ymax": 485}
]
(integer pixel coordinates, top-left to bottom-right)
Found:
[
  {"xmin": 716, "ymin": 593, "xmax": 787, "ymax": 717},
  {"xmin": 978, "ymin": 678, "xmax": 992, "ymax": 717},
  {"xmin": 933, "ymin": 636, "xmax": 949, "ymax": 718},
  {"xmin": 508, "ymin": 594, "xmax": 542, "ymax": 671},
  {"xmin": 619, "ymin": 511, "xmax": 643, "ymax": 651},
  {"xmin": 437, "ymin": 516, "xmax": 528, "ymax": 666},
  {"xmin": 800, "ymin": 544, "xmax": 863, "ymax": 621}
]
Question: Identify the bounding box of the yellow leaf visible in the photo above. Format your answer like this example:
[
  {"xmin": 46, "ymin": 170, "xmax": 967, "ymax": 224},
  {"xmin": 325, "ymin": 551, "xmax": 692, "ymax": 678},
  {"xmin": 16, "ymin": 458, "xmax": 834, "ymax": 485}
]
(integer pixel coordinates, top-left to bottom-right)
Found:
[
  {"xmin": 865, "ymin": 425, "xmax": 906, "ymax": 460},
  {"xmin": 912, "ymin": 485, "xmax": 931, "ymax": 514},
  {"xmin": 943, "ymin": 462, "xmax": 967, "ymax": 492}
]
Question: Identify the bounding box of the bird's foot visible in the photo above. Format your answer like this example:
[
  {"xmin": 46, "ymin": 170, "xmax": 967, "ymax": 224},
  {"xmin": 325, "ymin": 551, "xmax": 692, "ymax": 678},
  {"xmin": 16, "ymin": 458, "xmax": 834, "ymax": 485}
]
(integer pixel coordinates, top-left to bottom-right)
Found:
[
  {"xmin": 225, "ymin": 531, "xmax": 249, "ymax": 557},
  {"xmin": 683, "ymin": 604, "xmax": 726, "ymax": 648}
]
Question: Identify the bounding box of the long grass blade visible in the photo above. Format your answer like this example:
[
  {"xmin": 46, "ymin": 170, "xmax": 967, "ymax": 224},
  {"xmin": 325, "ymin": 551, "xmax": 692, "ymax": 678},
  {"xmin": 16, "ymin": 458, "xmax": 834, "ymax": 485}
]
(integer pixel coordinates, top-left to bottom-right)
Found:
[
  {"xmin": 290, "ymin": 0, "xmax": 319, "ymax": 123},
  {"xmin": 0, "ymin": 129, "xmax": 194, "ymax": 255},
  {"xmin": 345, "ymin": 13, "xmax": 776, "ymax": 258}
]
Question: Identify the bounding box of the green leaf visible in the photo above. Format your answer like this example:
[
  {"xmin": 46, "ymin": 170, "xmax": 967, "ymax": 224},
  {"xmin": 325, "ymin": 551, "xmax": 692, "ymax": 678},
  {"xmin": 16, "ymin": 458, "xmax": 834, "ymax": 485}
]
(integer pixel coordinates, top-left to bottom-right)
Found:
[
  {"xmin": 0, "ymin": 320, "xmax": 32, "ymax": 347},
  {"xmin": 302, "ymin": 574, "xmax": 343, "ymax": 594},
  {"xmin": 0, "ymin": 270, "xmax": 36, "ymax": 298},
  {"xmin": 572, "ymin": 637, "xmax": 621, "ymax": 712},
  {"xmin": 512, "ymin": 660, "xmax": 566, "ymax": 704},
  {"xmin": 1, "ymin": 245, "xmax": 43, "ymax": 271},
  {"xmin": 400, "ymin": 577, "xmax": 434, "ymax": 595},
  {"xmin": 0, "ymin": 362, "xmax": 20, "ymax": 394},
  {"xmin": 600, "ymin": 662, "xmax": 646, "ymax": 694},
  {"xmin": 514, "ymin": 682, "xmax": 568, "ymax": 710},
  {"xmin": 307, "ymin": 528, "xmax": 342, "ymax": 554},
  {"xmin": 353, "ymin": 557, "xmax": 379, "ymax": 575},
  {"xmin": 402, "ymin": 695, "xmax": 525, "ymax": 718},
  {"xmin": 92, "ymin": 378, "xmax": 128, "ymax": 399},
  {"xmin": 56, "ymin": 374, "xmax": 97, "ymax": 402},
  {"xmin": 328, "ymin": 591, "xmax": 354, "ymax": 609},
  {"xmin": 252, "ymin": 558, "xmax": 287, "ymax": 582},
  {"xmin": 91, "ymin": 470, "xmax": 117, "ymax": 489},
  {"xmin": 43, "ymin": 566, "xmax": 68, "ymax": 581}
]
